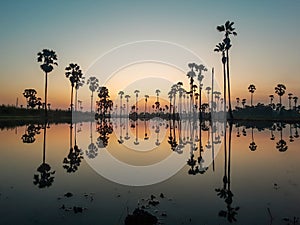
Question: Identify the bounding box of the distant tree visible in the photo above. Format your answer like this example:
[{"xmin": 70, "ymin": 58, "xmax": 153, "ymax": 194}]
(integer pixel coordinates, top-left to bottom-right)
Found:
[
  {"xmin": 269, "ymin": 94, "xmax": 274, "ymax": 105},
  {"xmin": 65, "ymin": 63, "xmax": 84, "ymax": 112},
  {"xmin": 275, "ymin": 84, "xmax": 286, "ymax": 106},
  {"xmin": 288, "ymin": 93, "xmax": 293, "ymax": 110},
  {"xmin": 144, "ymin": 94, "xmax": 149, "ymax": 115},
  {"xmin": 23, "ymin": 89, "xmax": 38, "ymax": 109},
  {"xmin": 134, "ymin": 90, "xmax": 140, "ymax": 113},
  {"xmin": 248, "ymin": 84, "xmax": 256, "ymax": 106},
  {"xmin": 87, "ymin": 76, "xmax": 99, "ymax": 113},
  {"xmin": 236, "ymin": 97, "xmax": 240, "ymax": 108},
  {"xmin": 214, "ymin": 42, "xmax": 227, "ymax": 113},
  {"xmin": 241, "ymin": 99, "xmax": 246, "ymax": 108},
  {"xmin": 37, "ymin": 49, "xmax": 58, "ymax": 117},
  {"xmin": 96, "ymin": 86, "xmax": 113, "ymax": 116},
  {"xmin": 118, "ymin": 91, "xmax": 125, "ymax": 116},
  {"xmin": 125, "ymin": 95, "xmax": 131, "ymax": 115},
  {"xmin": 293, "ymin": 96, "xmax": 298, "ymax": 110}
]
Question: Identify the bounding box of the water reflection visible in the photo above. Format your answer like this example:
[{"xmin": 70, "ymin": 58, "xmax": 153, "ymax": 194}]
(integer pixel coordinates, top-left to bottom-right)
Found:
[
  {"xmin": 63, "ymin": 122, "xmax": 83, "ymax": 173},
  {"xmin": 11, "ymin": 118, "xmax": 300, "ymax": 223},
  {"xmin": 33, "ymin": 120, "xmax": 55, "ymax": 188}
]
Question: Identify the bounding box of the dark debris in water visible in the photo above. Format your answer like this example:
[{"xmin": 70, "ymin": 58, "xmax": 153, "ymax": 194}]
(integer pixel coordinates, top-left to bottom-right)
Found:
[
  {"xmin": 64, "ymin": 192, "xmax": 73, "ymax": 198},
  {"xmin": 60, "ymin": 204, "xmax": 87, "ymax": 214},
  {"xmin": 125, "ymin": 208, "xmax": 158, "ymax": 225}
]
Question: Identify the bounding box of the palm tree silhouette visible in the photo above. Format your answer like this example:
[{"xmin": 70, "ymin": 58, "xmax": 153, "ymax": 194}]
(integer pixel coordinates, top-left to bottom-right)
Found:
[
  {"xmin": 214, "ymin": 42, "xmax": 227, "ymax": 114},
  {"xmin": 65, "ymin": 63, "xmax": 84, "ymax": 112},
  {"xmin": 118, "ymin": 91, "xmax": 125, "ymax": 116},
  {"xmin": 87, "ymin": 76, "xmax": 99, "ymax": 113},
  {"xmin": 134, "ymin": 90, "xmax": 140, "ymax": 114},
  {"xmin": 125, "ymin": 95, "xmax": 131, "ymax": 116},
  {"xmin": 236, "ymin": 97, "xmax": 240, "ymax": 108},
  {"xmin": 33, "ymin": 122, "xmax": 55, "ymax": 188},
  {"xmin": 275, "ymin": 84, "xmax": 286, "ymax": 107},
  {"xmin": 37, "ymin": 49, "xmax": 58, "ymax": 117},
  {"xmin": 276, "ymin": 123, "xmax": 288, "ymax": 152},
  {"xmin": 187, "ymin": 63, "xmax": 197, "ymax": 115},
  {"xmin": 293, "ymin": 96, "xmax": 298, "ymax": 110},
  {"xmin": 288, "ymin": 93, "xmax": 293, "ymax": 110},
  {"xmin": 241, "ymin": 99, "xmax": 246, "ymax": 108},
  {"xmin": 144, "ymin": 94, "xmax": 149, "ymax": 116},
  {"xmin": 86, "ymin": 121, "xmax": 98, "ymax": 159},
  {"xmin": 216, "ymin": 21, "xmax": 237, "ymax": 119},
  {"xmin": 155, "ymin": 89, "xmax": 161, "ymax": 112},
  {"xmin": 205, "ymin": 86, "xmax": 212, "ymax": 111},
  {"xmin": 197, "ymin": 64, "xmax": 207, "ymax": 119},
  {"xmin": 75, "ymin": 78, "xmax": 85, "ymax": 112},
  {"xmin": 249, "ymin": 127, "xmax": 257, "ymax": 151},
  {"xmin": 248, "ymin": 84, "xmax": 256, "ymax": 106}
]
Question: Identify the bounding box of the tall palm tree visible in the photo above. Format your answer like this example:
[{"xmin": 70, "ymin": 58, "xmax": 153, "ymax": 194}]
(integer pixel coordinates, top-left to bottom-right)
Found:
[
  {"xmin": 216, "ymin": 21, "xmax": 237, "ymax": 119},
  {"xmin": 87, "ymin": 76, "xmax": 99, "ymax": 113},
  {"xmin": 269, "ymin": 94, "xmax": 274, "ymax": 105},
  {"xmin": 134, "ymin": 90, "xmax": 140, "ymax": 114},
  {"xmin": 236, "ymin": 97, "xmax": 240, "ymax": 108},
  {"xmin": 274, "ymin": 84, "xmax": 286, "ymax": 106},
  {"xmin": 155, "ymin": 89, "xmax": 161, "ymax": 111},
  {"xmin": 75, "ymin": 78, "xmax": 85, "ymax": 112},
  {"xmin": 288, "ymin": 93, "xmax": 293, "ymax": 110},
  {"xmin": 144, "ymin": 94, "xmax": 149, "ymax": 115},
  {"xmin": 37, "ymin": 49, "xmax": 58, "ymax": 117},
  {"xmin": 214, "ymin": 42, "xmax": 227, "ymax": 114},
  {"xmin": 248, "ymin": 84, "xmax": 256, "ymax": 106},
  {"xmin": 293, "ymin": 96, "xmax": 298, "ymax": 110},
  {"xmin": 187, "ymin": 63, "xmax": 197, "ymax": 115},
  {"xmin": 125, "ymin": 95, "xmax": 130, "ymax": 116},
  {"xmin": 65, "ymin": 63, "xmax": 84, "ymax": 112},
  {"xmin": 118, "ymin": 91, "xmax": 124, "ymax": 116},
  {"xmin": 241, "ymin": 99, "xmax": 246, "ymax": 108},
  {"xmin": 197, "ymin": 64, "xmax": 207, "ymax": 119}
]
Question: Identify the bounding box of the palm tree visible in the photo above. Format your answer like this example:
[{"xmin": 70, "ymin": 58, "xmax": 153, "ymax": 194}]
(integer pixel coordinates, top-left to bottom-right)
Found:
[
  {"xmin": 241, "ymin": 99, "xmax": 246, "ymax": 108},
  {"xmin": 249, "ymin": 127, "xmax": 257, "ymax": 151},
  {"xmin": 118, "ymin": 91, "xmax": 124, "ymax": 116},
  {"xmin": 134, "ymin": 90, "xmax": 140, "ymax": 114},
  {"xmin": 197, "ymin": 64, "xmax": 207, "ymax": 119},
  {"xmin": 216, "ymin": 21, "xmax": 237, "ymax": 119},
  {"xmin": 187, "ymin": 63, "xmax": 197, "ymax": 114},
  {"xmin": 236, "ymin": 97, "xmax": 240, "ymax": 108},
  {"xmin": 288, "ymin": 93, "xmax": 293, "ymax": 110},
  {"xmin": 269, "ymin": 94, "xmax": 274, "ymax": 105},
  {"xmin": 214, "ymin": 42, "xmax": 227, "ymax": 114},
  {"xmin": 274, "ymin": 84, "xmax": 286, "ymax": 107},
  {"xmin": 87, "ymin": 76, "xmax": 99, "ymax": 113},
  {"xmin": 144, "ymin": 94, "xmax": 149, "ymax": 115},
  {"xmin": 125, "ymin": 95, "xmax": 130, "ymax": 116},
  {"xmin": 37, "ymin": 49, "xmax": 58, "ymax": 117},
  {"xmin": 248, "ymin": 84, "xmax": 256, "ymax": 106},
  {"xmin": 75, "ymin": 78, "xmax": 85, "ymax": 112},
  {"xmin": 155, "ymin": 89, "xmax": 161, "ymax": 111},
  {"xmin": 293, "ymin": 96, "xmax": 298, "ymax": 110},
  {"xmin": 65, "ymin": 63, "xmax": 84, "ymax": 112}
]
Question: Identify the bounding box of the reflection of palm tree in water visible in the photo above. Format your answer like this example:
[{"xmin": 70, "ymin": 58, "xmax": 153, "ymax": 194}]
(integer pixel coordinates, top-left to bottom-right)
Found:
[
  {"xmin": 22, "ymin": 124, "xmax": 42, "ymax": 143},
  {"xmin": 168, "ymin": 119, "xmax": 178, "ymax": 152},
  {"xmin": 144, "ymin": 120, "xmax": 149, "ymax": 140},
  {"xmin": 276, "ymin": 122, "xmax": 288, "ymax": 152},
  {"xmin": 33, "ymin": 121, "xmax": 55, "ymax": 188},
  {"xmin": 96, "ymin": 118, "xmax": 113, "ymax": 148},
  {"xmin": 86, "ymin": 121, "xmax": 98, "ymax": 159},
  {"xmin": 134, "ymin": 119, "xmax": 139, "ymax": 145},
  {"xmin": 63, "ymin": 122, "xmax": 84, "ymax": 173},
  {"xmin": 249, "ymin": 127, "xmax": 257, "ymax": 151},
  {"xmin": 216, "ymin": 123, "xmax": 239, "ymax": 222},
  {"xmin": 124, "ymin": 118, "xmax": 130, "ymax": 141}
]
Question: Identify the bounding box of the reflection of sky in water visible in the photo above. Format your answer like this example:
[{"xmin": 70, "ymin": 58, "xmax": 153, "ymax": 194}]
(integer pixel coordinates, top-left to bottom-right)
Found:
[{"xmin": 0, "ymin": 121, "xmax": 299, "ymax": 224}]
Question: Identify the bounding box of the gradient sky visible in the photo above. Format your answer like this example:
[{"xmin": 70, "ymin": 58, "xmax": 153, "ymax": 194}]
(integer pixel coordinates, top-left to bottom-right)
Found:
[{"xmin": 0, "ymin": 0, "xmax": 299, "ymax": 109}]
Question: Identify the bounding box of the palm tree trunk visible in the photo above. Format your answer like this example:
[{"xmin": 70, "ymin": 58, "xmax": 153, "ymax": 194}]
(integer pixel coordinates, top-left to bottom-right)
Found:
[
  {"xmin": 90, "ymin": 91, "xmax": 93, "ymax": 113},
  {"xmin": 251, "ymin": 93, "xmax": 253, "ymax": 106},
  {"xmin": 223, "ymin": 62, "xmax": 227, "ymax": 115},
  {"xmin": 226, "ymin": 50, "xmax": 233, "ymax": 119},
  {"xmin": 70, "ymin": 86, "xmax": 74, "ymax": 113},
  {"xmin": 44, "ymin": 72, "xmax": 48, "ymax": 117},
  {"xmin": 199, "ymin": 86, "xmax": 202, "ymax": 120},
  {"xmin": 75, "ymin": 89, "xmax": 78, "ymax": 112}
]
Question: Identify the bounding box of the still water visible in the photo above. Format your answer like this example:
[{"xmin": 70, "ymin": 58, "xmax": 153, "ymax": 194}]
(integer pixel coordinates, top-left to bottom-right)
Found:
[{"xmin": 0, "ymin": 118, "xmax": 299, "ymax": 225}]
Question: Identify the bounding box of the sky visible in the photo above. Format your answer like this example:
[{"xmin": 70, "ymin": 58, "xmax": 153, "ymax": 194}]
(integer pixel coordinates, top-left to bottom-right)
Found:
[{"xmin": 0, "ymin": 0, "xmax": 299, "ymax": 110}]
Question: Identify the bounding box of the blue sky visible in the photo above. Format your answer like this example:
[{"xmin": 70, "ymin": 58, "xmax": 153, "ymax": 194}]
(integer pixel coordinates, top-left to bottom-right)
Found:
[{"xmin": 0, "ymin": 0, "xmax": 299, "ymax": 108}]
